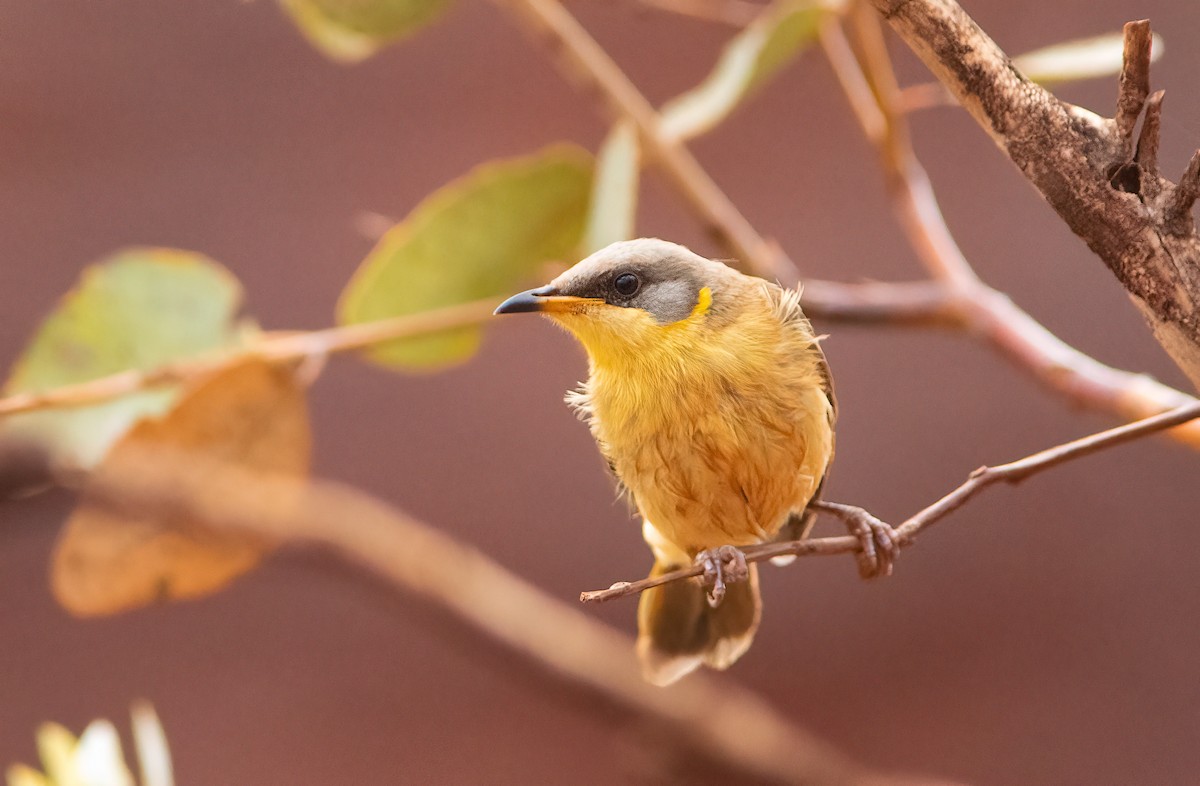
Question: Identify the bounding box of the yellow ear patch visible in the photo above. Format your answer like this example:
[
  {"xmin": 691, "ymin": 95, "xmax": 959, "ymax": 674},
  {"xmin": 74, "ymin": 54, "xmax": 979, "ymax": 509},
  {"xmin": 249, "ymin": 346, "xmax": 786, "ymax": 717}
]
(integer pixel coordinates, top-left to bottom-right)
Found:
[{"xmin": 662, "ymin": 286, "xmax": 712, "ymax": 331}]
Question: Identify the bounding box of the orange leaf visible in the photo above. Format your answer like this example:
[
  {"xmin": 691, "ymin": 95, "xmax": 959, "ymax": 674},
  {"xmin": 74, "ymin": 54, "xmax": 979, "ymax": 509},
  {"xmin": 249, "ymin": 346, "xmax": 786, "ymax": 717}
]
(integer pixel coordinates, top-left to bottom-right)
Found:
[{"xmin": 51, "ymin": 359, "xmax": 311, "ymax": 616}]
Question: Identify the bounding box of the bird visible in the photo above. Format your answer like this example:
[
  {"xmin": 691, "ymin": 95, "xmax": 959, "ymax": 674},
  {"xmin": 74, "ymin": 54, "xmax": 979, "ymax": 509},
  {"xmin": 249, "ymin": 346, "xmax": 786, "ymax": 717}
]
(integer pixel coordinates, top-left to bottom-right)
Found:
[{"xmin": 495, "ymin": 238, "xmax": 895, "ymax": 685}]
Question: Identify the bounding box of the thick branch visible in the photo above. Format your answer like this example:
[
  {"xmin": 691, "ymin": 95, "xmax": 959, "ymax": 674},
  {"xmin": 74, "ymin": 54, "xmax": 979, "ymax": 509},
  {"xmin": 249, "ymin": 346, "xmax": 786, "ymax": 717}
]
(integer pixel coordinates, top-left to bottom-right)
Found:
[
  {"xmin": 582, "ymin": 400, "xmax": 1200, "ymax": 602},
  {"xmin": 867, "ymin": 2, "xmax": 1200, "ymax": 390},
  {"xmin": 76, "ymin": 447, "xmax": 874, "ymax": 786},
  {"xmin": 820, "ymin": 15, "xmax": 1200, "ymax": 449}
]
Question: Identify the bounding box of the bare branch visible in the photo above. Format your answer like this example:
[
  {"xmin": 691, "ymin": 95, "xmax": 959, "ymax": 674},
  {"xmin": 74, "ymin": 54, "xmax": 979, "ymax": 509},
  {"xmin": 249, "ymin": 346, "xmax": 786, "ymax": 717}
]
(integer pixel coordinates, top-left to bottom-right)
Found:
[
  {"xmin": 820, "ymin": 14, "xmax": 1200, "ymax": 450},
  {"xmin": 819, "ymin": 16, "xmax": 887, "ymax": 144},
  {"xmin": 843, "ymin": 6, "xmax": 980, "ymax": 289},
  {"xmin": 76, "ymin": 446, "xmax": 876, "ymax": 786},
  {"xmin": 497, "ymin": 0, "xmax": 796, "ymax": 284},
  {"xmin": 582, "ymin": 400, "xmax": 1200, "ymax": 603},
  {"xmin": 800, "ymin": 279, "xmax": 957, "ymax": 325},
  {"xmin": 866, "ymin": 1, "xmax": 1200, "ymax": 391},
  {"xmin": 0, "ymin": 298, "xmax": 501, "ymax": 418}
]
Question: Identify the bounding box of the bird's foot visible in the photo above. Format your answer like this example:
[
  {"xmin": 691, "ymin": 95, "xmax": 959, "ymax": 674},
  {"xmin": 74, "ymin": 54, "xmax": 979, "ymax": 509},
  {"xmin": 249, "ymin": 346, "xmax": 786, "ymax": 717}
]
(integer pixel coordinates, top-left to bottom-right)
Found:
[
  {"xmin": 810, "ymin": 500, "xmax": 900, "ymax": 579},
  {"xmin": 694, "ymin": 545, "xmax": 749, "ymax": 608}
]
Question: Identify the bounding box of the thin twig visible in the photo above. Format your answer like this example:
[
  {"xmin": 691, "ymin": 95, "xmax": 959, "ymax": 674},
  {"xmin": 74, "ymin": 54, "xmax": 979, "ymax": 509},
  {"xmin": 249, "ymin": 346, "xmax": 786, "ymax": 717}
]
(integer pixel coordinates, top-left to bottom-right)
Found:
[
  {"xmin": 0, "ymin": 282, "xmax": 963, "ymax": 421},
  {"xmin": 582, "ymin": 400, "xmax": 1200, "ymax": 602},
  {"xmin": 818, "ymin": 16, "xmax": 886, "ymax": 142},
  {"xmin": 0, "ymin": 298, "xmax": 502, "ymax": 418},
  {"xmin": 77, "ymin": 446, "xmax": 875, "ymax": 786},
  {"xmin": 498, "ymin": 0, "xmax": 796, "ymax": 284},
  {"xmin": 800, "ymin": 279, "xmax": 957, "ymax": 325},
  {"xmin": 846, "ymin": 5, "xmax": 979, "ymax": 288}
]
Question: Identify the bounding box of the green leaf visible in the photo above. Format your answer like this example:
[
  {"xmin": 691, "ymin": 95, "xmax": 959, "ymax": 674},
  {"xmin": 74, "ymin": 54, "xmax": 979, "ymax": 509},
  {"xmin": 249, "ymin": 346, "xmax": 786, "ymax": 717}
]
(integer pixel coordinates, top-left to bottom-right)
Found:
[
  {"xmin": 337, "ymin": 145, "xmax": 593, "ymax": 370},
  {"xmin": 2, "ymin": 249, "xmax": 244, "ymax": 467},
  {"xmin": 1014, "ymin": 31, "xmax": 1164, "ymax": 85},
  {"xmin": 278, "ymin": 0, "xmax": 455, "ymax": 63},
  {"xmin": 660, "ymin": 0, "xmax": 833, "ymax": 142},
  {"xmin": 584, "ymin": 120, "xmax": 641, "ymax": 254}
]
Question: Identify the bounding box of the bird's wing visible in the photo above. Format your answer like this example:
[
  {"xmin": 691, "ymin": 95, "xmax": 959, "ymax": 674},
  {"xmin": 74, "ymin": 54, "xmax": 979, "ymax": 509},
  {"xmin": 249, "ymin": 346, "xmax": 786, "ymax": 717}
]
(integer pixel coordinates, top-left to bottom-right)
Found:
[
  {"xmin": 763, "ymin": 282, "xmax": 837, "ymax": 545},
  {"xmin": 761, "ymin": 280, "xmax": 837, "ymax": 422}
]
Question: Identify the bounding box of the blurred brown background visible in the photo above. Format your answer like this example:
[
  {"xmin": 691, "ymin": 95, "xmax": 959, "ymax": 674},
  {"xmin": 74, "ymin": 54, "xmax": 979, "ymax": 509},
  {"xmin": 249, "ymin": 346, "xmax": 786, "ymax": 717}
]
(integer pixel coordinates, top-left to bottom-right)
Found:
[{"xmin": 2, "ymin": 1, "xmax": 1199, "ymax": 783}]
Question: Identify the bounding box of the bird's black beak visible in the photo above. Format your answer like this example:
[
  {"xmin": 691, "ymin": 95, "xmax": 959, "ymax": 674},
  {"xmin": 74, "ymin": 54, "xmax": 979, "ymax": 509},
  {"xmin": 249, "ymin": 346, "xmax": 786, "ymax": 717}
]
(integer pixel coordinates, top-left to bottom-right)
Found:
[{"xmin": 494, "ymin": 285, "xmax": 557, "ymax": 315}]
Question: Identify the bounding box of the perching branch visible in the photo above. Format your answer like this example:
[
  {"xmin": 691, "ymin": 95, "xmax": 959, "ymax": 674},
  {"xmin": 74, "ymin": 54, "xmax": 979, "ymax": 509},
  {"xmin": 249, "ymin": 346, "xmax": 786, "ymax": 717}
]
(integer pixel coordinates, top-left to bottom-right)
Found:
[
  {"xmin": 72, "ymin": 446, "xmax": 876, "ymax": 786},
  {"xmin": 866, "ymin": 2, "xmax": 1200, "ymax": 391},
  {"xmin": 581, "ymin": 399, "xmax": 1200, "ymax": 603}
]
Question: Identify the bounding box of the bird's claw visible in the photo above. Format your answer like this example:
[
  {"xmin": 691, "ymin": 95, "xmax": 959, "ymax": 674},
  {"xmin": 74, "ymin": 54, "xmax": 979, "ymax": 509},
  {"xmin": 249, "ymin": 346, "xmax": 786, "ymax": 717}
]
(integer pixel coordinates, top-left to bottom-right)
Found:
[
  {"xmin": 846, "ymin": 510, "xmax": 899, "ymax": 580},
  {"xmin": 810, "ymin": 500, "xmax": 901, "ymax": 580},
  {"xmin": 695, "ymin": 545, "xmax": 749, "ymax": 607}
]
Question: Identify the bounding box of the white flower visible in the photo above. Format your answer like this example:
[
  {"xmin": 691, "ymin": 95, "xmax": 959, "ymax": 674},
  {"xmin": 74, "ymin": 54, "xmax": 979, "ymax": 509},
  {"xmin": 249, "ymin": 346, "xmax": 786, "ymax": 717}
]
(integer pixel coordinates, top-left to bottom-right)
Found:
[{"xmin": 6, "ymin": 702, "xmax": 173, "ymax": 786}]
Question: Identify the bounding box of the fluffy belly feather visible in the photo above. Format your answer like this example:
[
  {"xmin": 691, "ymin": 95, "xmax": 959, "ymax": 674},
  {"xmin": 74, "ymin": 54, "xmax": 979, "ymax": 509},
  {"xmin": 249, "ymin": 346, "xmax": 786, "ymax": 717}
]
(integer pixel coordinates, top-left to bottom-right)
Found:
[{"xmin": 594, "ymin": 380, "xmax": 833, "ymax": 564}]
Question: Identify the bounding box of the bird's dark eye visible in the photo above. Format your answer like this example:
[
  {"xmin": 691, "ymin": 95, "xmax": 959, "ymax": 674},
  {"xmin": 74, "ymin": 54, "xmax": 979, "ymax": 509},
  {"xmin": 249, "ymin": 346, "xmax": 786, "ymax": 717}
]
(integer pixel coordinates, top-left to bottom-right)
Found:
[{"xmin": 613, "ymin": 272, "xmax": 640, "ymax": 297}]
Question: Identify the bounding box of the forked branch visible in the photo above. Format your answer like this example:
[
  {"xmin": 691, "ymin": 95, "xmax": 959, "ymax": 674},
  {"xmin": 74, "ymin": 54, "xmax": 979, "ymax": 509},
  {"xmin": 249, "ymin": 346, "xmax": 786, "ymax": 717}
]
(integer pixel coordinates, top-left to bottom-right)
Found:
[
  {"xmin": 823, "ymin": 11, "xmax": 1200, "ymax": 446},
  {"xmin": 867, "ymin": 3, "xmax": 1200, "ymax": 390}
]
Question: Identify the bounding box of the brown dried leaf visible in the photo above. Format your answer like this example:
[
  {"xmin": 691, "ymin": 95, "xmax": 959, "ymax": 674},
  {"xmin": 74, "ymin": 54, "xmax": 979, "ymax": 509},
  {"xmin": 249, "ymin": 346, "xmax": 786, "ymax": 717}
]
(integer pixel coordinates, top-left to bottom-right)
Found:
[{"xmin": 51, "ymin": 359, "xmax": 312, "ymax": 617}]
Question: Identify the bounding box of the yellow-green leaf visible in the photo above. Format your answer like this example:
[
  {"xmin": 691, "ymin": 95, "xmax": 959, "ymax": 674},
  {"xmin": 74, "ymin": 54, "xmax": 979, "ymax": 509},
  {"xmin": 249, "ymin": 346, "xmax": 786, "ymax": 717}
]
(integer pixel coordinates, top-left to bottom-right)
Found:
[
  {"xmin": 584, "ymin": 120, "xmax": 640, "ymax": 254},
  {"xmin": 1, "ymin": 249, "xmax": 244, "ymax": 468},
  {"xmin": 1015, "ymin": 31, "xmax": 1164, "ymax": 85},
  {"xmin": 337, "ymin": 145, "xmax": 593, "ymax": 370},
  {"xmin": 660, "ymin": 0, "xmax": 834, "ymax": 142},
  {"xmin": 279, "ymin": 0, "xmax": 455, "ymax": 63}
]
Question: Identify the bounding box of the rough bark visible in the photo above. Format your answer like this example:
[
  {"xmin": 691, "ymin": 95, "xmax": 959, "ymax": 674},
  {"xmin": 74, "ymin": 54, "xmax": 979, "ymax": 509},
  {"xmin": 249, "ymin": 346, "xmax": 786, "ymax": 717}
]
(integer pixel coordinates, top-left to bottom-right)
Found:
[{"xmin": 869, "ymin": 1, "xmax": 1200, "ymax": 390}]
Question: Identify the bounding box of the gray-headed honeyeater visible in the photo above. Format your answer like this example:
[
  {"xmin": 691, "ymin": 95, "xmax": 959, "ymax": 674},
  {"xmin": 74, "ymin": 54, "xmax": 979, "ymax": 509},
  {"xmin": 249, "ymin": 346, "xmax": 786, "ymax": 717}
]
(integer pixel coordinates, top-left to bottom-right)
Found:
[{"xmin": 495, "ymin": 238, "xmax": 897, "ymax": 685}]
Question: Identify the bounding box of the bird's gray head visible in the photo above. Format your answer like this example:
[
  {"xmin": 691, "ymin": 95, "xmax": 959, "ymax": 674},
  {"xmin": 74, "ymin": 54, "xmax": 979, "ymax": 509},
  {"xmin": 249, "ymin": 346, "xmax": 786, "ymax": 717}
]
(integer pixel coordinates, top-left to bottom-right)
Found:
[{"xmin": 495, "ymin": 238, "xmax": 732, "ymax": 325}]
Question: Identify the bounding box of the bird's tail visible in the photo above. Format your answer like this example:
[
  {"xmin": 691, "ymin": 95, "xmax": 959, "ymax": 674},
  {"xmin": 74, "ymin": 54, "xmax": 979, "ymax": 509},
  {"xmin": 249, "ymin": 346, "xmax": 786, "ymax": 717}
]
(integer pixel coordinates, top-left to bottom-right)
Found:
[{"xmin": 636, "ymin": 559, "xmax": 761, "ymax": 686}]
